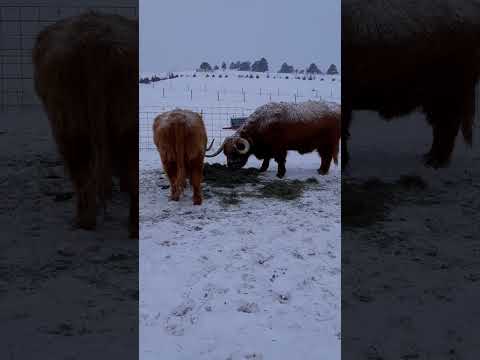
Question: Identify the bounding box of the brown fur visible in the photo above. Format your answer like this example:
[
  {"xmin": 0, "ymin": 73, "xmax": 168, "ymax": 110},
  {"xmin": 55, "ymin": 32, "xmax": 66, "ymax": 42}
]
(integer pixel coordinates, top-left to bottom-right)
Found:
[
  {"xmin": 32, "ymin": 12, "xmax": 139, "ymax": 238},
  {"xmin": 153, "ymin": 110, "xmax": 208, "ymax": 205},
  {"xmin": 222, "ymin": 101, "xmax": 340, "ymax": 178},
  {"xmin": 342, "ymin": 0, "xmax": 480, "ymax": 169}
]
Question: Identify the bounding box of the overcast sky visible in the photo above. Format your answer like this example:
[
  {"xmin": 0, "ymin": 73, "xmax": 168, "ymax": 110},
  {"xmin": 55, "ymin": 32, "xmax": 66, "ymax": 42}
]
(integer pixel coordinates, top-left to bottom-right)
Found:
[{"xmin": 140, "ymin": 0, "xmax": 340, "ymax": 74}]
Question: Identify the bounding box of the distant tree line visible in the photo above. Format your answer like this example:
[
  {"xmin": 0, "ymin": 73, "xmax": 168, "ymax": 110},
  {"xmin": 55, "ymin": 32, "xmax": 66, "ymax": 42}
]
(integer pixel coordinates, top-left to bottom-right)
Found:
[
  {"xmin": 198, "ymin": 58, "xmax": 339, "ymax": 75},
  {"xmin": 138, "ymin": 72, "xmax": 178, "ymax": 84},
  {"xmin": 139, "ymin": 60, "xmax": 339, "ymax": 83}
]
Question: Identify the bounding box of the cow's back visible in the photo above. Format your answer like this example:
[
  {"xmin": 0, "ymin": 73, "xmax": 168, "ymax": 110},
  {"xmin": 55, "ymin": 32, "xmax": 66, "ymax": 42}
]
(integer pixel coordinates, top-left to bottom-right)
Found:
[
  {"xmin": 243, "ymin": 102, "xmax": 340, "ymax": 152},
  {"xmin": 153, "ymin": 110, "xmax": 207, "ymax": 164}
]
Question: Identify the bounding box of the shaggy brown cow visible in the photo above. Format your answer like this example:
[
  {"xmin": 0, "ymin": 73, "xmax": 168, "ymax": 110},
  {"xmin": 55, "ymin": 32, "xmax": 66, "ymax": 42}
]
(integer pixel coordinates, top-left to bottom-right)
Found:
[
  {"xmin": 342, "ymin": 0, "xmax": 480, "ymax": 169},
  {"xmin": 153, "ymin": 110, "xmax": 213, "ymax": 205},
  {"xmin": 33, "ymin": 12, "xmax": 139, "ymax": 238},
  {"xmin": 207, "ymin": 101, "xmax": 341, "ymax": 178}
]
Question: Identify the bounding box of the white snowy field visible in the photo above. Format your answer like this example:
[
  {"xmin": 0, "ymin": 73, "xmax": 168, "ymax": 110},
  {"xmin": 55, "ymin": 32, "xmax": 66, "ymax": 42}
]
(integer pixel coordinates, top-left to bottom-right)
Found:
[
  {"xmin": 139, "ymin": 69, "xmax": 340, "ymax": 151},
  {"xmin": 140, "ymin": 71, "xmax": 341, "ymax": 360},
  {"xmin": 140, "ymin": 70, "xmax": 340, "ymax": 109}
]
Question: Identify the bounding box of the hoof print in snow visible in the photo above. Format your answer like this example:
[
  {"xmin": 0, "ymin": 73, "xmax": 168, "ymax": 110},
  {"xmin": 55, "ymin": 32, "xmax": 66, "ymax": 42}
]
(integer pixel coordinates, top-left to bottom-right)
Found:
[
  {"xmin": 165, "ymin": 322, "xmax": 185, "ymax": 336},
  {"xmin": 237, "ymin": 302, "xmax": 259, "ymax": 314},
  {"xmin": 292, "ymin": 250, "xmax": 304, "ymax": 259},
  {"xmin": 277, "ymin": 293, "xmax": 290, "ymax": 304},
  {"xmin": 257, "ymin": 255, "xmax": 273, "ymax": 265},
  {"xmin": 160, "ymin": 240, "xmax": 177, "ymax": 247},
  {"xmin": 172, "ymin": 302, "xmax": 194, "ymax": 317},
  {"xmin": 245, "ymin": 353, "xmax": 263, "ymax": 360}
]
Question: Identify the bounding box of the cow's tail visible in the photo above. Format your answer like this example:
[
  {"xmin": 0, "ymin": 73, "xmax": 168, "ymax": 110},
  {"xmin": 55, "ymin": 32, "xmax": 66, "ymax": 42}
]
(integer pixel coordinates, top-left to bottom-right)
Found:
[{"xmin": 174, "ymin": 120, "xmax": 186, "ymax": 196}]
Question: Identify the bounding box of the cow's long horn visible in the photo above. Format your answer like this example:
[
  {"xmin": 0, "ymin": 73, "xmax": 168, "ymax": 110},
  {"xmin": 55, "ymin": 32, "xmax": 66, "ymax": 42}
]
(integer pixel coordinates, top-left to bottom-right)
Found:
[
  {"xmin": 235, "ymin": 138, "xmax": 250, "ymax": 154},
  {"xmin": 205, "ymin": 139, "xmax": 215, "ymax": 152},
  {"xmin": 205, "ymin": 139, "xmax": 225, "ymax": 158}
]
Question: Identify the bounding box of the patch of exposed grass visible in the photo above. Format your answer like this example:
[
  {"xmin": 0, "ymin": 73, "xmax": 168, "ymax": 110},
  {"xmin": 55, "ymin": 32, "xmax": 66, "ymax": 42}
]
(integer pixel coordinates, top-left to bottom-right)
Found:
[
  {"xmin": 396, "ymin": 175, "xmax": 428, "ymax": 190},
  {"xmin": 258, "ymin": 180, "xmax": 305, "ymax": 201},
  {"xmin": 305, "ymin": 177, "xmax": 319, "ymax": 184},
  {"xmin": 343, "ymin": 175, "xmax": 428, "ymax": 228},
  {"xmin": 218, "ymin": 191, "xmax": 241, "ymax": 207},
  {"xmin": 203, "ymin": 163, "xmax": 261, "ymax": 188},
  {"xmin": 342, "ymin": 178, "xmax": 395, "ymax": 228}
]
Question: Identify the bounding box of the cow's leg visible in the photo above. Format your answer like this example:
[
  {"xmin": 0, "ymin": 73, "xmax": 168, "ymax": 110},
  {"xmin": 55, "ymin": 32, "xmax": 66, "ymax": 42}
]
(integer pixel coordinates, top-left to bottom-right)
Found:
[
  {"xmin": 259, "ymin": 157, "xmax": 271, "ymax": 172},
  {"xmin": 102, "ymin": 160, "xmax": 113, "ymax": 200},
  {"xmin": 317, "ymin": 146, "xmax": 333, "ymax": 175},
  {"xmin": 68, "ymin": 155, "xmax": 97, "ymax": 230},
  {"xmin": 163, "ymin": 161, "xmax": 180, "ymax": 201},
  {"xmin": 274, "ymin": 151, "xmax": 287, "ymax": 178},
  {"xmin": 342, "ymin": 105, "xmax": 352, "ymax": 170},
  {"xmin": 119, "ymin": 170, "xmax": 129, "ymax": 192},
  {"xmin": 423, "ymin": 98, "xmax": 464, "ymax": 168},
  {"xmin": 189, "ymin": 158, "xmax": 204, "ymax": 205}
]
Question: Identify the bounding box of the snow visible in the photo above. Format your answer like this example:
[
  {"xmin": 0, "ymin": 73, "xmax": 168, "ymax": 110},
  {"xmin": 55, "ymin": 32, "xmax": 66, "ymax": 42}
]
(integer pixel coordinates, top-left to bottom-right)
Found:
[
  {"xmin": 140, "ymin": 70, "xmax": 340, "ymax": 109},
  {"xmin": 342, "ymin": 104, "xmax": 480, "ymax": 359},
  {"xmin": 0, "ymin": 108, "xmax": 137, "ymax": 359},
  {"xmin": 140, "ymin": 70, "xmax": 341, "ymax": 359}
]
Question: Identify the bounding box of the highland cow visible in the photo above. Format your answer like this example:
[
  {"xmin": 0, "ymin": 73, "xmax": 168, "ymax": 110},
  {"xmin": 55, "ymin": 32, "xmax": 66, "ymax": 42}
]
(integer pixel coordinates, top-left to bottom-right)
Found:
[
  {"xmin": 207, "ymin": 101, "xmax": 341, "ymax": 178},
  {"xmin": 342, "ymin": 0, "xmax": 480, "ymax": 169},
  {"xmin": 153, "ymin": 110, "xmax": 213, "ymax": 205},
  {"xmin": 33, "ymin": 12, "xmax": 139, "ymax": 238}
]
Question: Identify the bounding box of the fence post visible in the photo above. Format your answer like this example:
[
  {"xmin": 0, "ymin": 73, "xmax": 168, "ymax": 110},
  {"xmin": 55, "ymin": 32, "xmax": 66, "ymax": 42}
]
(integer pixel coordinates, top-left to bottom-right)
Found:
[
  {"xmin": 269, "ymin": 93, "xmax": 272, "ymax": 102},
  {"xmin": 162, "ymin": 88, "xmax": 165, "ymax": 97},
  {"xmin": 260, "ymin": 88, "xmax": 262, "ymax": 96},
  {"xmin": 278, "ymin": 88, "xmax": 280, "ymax": 96},
  {"xmin": 217, "ymin": 91, "xmax": 220, "ymax": 102},
  {"xmin": 191, "ymin": 89, "xmax": 193, "ymax": 100},
  {"xmin": 243, "ymin": 92, "xmax": 246, "ymax": 103},
  {"xmin": 294, "ymin": 94, "xmax": 297, "ymax": 103}
]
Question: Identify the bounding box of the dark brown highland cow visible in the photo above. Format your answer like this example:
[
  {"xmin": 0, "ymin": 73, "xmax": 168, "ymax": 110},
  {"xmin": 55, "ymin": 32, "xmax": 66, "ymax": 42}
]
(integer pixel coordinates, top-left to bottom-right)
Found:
[
  {"xmin": 33, "ymin": 12, "xmax": 139, "ymax": 238},
  {"xmin": 207, "ymin": 101, "xmax": 341, "ymax": 178},
  {"xmin": 153, "ymin": 110, "xmax": 213, "ymax": 205},
  {"xmin": 342, "ymin": 0, "xmax": 480, "ymax": 169}
]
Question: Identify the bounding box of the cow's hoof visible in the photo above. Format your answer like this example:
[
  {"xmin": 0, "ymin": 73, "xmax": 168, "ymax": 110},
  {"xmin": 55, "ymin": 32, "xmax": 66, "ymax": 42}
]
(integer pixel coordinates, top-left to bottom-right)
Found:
[
  {"xmin": 193, "ymin": 199, "xmax": 202, "ymax": 206},
  {"xmin": 276, "ymin": 173, "xmax": 285, "ymax": 179},
  {"xmin": 317, "ymin": 168, "xmax": 329, "ymax": 175},
  {"xmin": 76, "ymin": 217, "xmax": 96, "ymax": 231},
  {"xmin": 170, "ymin": 195, "xmax": 180, "ymax": 202},
  {"xmin": 422, "ymin": 152, "xmax": 449, "ymax": 169}
]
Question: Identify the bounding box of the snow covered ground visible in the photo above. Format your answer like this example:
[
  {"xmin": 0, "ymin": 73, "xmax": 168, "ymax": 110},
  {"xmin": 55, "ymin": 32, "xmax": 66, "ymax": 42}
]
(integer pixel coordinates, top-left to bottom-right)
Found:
[
  {"xmin": 139, "ymin": 71, "xmax": 341, "ymax": 359},
  {"xmin": 0, "ymin": 108, "xmax": 138, "ymax": 359},
  {"xmin": 342, "ymin": 105, "xmax": 480, "ymax": 359}
]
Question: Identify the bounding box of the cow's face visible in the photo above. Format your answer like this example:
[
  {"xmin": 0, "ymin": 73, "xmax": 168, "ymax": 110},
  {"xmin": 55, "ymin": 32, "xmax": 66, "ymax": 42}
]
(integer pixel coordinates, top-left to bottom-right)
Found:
[{"xmin": 223, "ymin": 137, "xmax": 251, "ymax": 170}]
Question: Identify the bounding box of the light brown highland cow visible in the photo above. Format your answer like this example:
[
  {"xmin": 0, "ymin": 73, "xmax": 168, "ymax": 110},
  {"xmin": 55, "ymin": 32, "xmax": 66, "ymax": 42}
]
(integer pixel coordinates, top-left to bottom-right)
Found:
[{"xmin": 153, "ymin": 109, "xmax": 213, "ymax": 205}]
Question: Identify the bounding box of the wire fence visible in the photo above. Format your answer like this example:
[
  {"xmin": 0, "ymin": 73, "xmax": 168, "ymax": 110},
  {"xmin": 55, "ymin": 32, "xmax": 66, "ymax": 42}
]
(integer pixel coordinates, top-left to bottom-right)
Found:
[
  {"xmin": 140, "ymin": 105, "xmax": 255, "ymax": 152},
  {"xmin": 0, "ymin": 3, "xmax": 137, "ymax": 110},
  {"xmin": 142, "ymin": 76, "xmax": 341, "ymax": 105}
]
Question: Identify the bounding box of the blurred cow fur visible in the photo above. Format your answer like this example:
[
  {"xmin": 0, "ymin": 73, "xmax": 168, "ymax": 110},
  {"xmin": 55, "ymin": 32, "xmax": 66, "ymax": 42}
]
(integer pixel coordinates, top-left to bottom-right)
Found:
[
  {"xmin": 33, "ymin": 12, "xmax": 139, "ymax": 238},
  {"xmin": 342, "ymin": 0, "xmax": 480, "ymax": 168}
]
